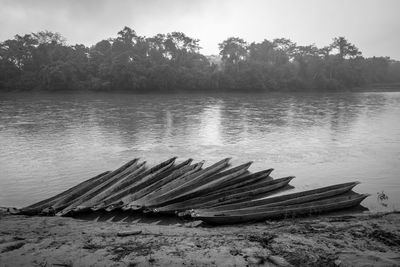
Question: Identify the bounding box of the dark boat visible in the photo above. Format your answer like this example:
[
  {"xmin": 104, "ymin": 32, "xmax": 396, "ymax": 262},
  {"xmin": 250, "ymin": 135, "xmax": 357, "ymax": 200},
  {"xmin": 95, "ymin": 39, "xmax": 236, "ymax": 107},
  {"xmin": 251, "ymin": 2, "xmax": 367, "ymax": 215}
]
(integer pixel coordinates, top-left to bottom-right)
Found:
[
  {"xmin": 18, "ymin": 157, "xmax": 368, "ymax": 226},
  {"xmin": 192, "ymin": 181, "xmax": 360, "ymax": 214},
  {"xmin": 191, "ymin": 192, "xmax": 369, "ymax": 225}
]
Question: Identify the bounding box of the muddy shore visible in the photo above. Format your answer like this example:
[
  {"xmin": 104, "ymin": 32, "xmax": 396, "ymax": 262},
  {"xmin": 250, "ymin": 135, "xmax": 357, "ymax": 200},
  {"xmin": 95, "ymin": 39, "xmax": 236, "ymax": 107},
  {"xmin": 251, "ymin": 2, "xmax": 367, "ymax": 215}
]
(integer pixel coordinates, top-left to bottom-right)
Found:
[{"xmin": 0, "ymin": 211, "xmax": 399, "ymax": 266}]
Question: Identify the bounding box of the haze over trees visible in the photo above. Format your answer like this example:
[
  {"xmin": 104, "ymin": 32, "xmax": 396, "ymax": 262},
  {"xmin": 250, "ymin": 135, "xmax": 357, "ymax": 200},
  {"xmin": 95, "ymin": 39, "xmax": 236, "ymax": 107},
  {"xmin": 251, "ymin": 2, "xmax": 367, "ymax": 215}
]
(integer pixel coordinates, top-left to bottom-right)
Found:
[{"xmin": 1, "ymin": 27, "xmax": 399, "ymax": 92}]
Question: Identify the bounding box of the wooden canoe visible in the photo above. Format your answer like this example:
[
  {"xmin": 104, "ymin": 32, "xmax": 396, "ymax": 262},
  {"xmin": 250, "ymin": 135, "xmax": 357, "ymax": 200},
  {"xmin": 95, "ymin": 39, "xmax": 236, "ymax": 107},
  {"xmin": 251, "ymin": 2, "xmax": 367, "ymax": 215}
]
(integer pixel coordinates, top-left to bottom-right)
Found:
[
  {"xmin": 192, "ymin": 192, "xmax": 369, "ymax": 225},
  {"xmin": 102, "ymin": 159, "xmax": 196, "ymax": 211},
  {"xmin": 19, "ymin": 171, "xmax": 111, "ymax": 215},
  {"xmin": 86, "ymin": 157, "xmax": 178, "ymax": 212},
  {"xmin": 121, "ymin": 161, "xmax": 204, "ymax": 211},
  {"xmin": 193, "ymin": 181, "xmax": 360, "ymax": 216},
  {"xmin": 193, "ymin": 181, "xmax": 360, "ymax": 214},
  {"xmin": 188, "ymin": 176, "xmax": 294, "ymax": 209},
  {"xmin": 208, "ymin": 169, "xmax": 274, "ymax": 193},
  {"xmin": 119, "ymin": 159, "xmax": 194, "ymax": 203},
  {"xmin": 151, "ymin": 169, "xmax": 274, "ymax": 213},
  {"xmin": 132, "ymin": 161, "xmax": 205, "ymax": 206},
  {"xmin": 152, "ymin": 162, "xmax": 253, "ymax": 207},
  {"xmin": 55, "ymin": 158, "xmax": 146, "ymax": 215},
  {"xmin": 70, "ymin": 162, "xmax": 148, "ymax": 211},
  {"xmin": 142, "ymin": 158, "xmax": 231, "ymax": 207},
  {"xmin": 153, "ymin": 176, "xmax": 293, "ymax": 213},
  {"xmin": 22, "ymin": 158, "xmax": 140, "ymax": 215},
  {"xmin": 18, "ymin": 156, "xmax": 367, "ymax": 225}
]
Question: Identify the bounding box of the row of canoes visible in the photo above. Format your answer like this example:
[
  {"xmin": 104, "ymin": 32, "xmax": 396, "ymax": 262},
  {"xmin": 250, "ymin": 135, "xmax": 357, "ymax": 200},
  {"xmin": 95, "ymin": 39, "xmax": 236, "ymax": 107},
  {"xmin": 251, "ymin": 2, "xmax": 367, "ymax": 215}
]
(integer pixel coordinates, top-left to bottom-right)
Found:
[{"xmin": 19, "ymin": 157, "xmax": 368, "ymax": 225}]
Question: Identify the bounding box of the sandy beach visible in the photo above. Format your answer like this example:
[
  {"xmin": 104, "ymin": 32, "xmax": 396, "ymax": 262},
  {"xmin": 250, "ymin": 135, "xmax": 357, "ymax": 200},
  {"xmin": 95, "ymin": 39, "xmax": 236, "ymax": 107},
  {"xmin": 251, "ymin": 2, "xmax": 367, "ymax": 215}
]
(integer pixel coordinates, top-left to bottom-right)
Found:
[{"xmin": 0, "ymin": 210, "xmax": 399, "ymax": 267}]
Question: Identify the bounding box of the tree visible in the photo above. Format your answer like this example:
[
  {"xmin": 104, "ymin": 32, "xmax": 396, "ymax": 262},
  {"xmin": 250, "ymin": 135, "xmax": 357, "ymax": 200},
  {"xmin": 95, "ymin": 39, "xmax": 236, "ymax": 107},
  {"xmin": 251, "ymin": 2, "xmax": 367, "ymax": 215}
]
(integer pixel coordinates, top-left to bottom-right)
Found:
[
  {"xmin": 218, "ymin": 37, "xmax": 248, "ymax": 65},
  {"xmin": 330, "ymin": 37, "xmax": 361, "ymax": 59},
  {"xmin": 32, "ymin": 31, "xmax": 66, "ymax": 45},
  {"xmin": 1, "ymin": 29, "xmax": 399, "ymax": 92}
]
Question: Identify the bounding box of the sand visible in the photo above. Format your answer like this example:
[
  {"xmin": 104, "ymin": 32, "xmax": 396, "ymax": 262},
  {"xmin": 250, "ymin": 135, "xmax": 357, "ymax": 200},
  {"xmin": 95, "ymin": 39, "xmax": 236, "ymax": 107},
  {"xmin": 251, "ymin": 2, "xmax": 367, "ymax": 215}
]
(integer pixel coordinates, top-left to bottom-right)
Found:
[{"xmin": 0, "ymin": 210, "xmax": 399, "ymax": 266}]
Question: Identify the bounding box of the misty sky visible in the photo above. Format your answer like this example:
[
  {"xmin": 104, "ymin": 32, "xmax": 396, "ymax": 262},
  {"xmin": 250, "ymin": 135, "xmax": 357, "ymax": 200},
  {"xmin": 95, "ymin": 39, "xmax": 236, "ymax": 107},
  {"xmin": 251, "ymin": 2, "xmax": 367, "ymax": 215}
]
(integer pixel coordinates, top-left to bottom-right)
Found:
[{"xmin": 1, "ymin": 0, "xmax": 399, "ymax": 59}]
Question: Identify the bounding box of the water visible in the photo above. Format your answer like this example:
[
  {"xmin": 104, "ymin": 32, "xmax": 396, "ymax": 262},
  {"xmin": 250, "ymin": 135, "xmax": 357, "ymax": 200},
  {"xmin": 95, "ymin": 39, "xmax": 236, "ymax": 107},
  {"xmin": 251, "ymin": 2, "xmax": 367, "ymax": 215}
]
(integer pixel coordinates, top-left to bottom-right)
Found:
[{"xmin": 1, "ymin": 91, "xmax": 399, "ymax": 211}]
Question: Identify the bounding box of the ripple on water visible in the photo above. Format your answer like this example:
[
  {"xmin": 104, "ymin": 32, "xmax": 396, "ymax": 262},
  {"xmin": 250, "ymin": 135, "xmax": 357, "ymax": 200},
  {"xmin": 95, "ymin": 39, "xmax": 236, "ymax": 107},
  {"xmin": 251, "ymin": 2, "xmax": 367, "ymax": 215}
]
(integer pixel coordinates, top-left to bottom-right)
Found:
[{"xmin": 0, "ymin": 91, "xmax": 399, "ymax": 211}]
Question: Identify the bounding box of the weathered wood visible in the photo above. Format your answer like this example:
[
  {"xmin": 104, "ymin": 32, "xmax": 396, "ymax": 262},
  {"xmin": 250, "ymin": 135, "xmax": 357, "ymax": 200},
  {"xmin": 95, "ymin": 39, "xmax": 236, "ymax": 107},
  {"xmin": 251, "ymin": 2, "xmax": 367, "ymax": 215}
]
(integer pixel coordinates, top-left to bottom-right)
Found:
[
  {"xmin": 19, "ymin": 171, "xmax": 111, "ymax": 215},
  {"xmin": 20, "ymin": 157, "xmax": 367, "ymax": 225},
  {"xmin": 167, "ymin": 162, "xmax": 253, "ymax": 202},
  {"xmin": 135, "ymin": 161, "xmax": 205, "ymax": 206},
  {"xmin": 73, "ymin": 162, "xmax": 147, "ymax": 211},
  {"xmin": 143, "ymin": 158, "xmax": 231, "ymax": 207},
  {"xmin": 195, "ymin": 181, "xmax": 360, "ymax": 213},
  {"xmin": 103, "ymin": 159, "xmax": 194, "ymax": 211},
  {"xmin": 116, "ymin": 230, "xmax": 142, "ymax": 236},
  {"xmin": 55, "ymin": 158, "xmax": 142, "ymax": 215},
  {"xmin": 114, "ymin": 159, "xmax": 196, "ymax": 209},
  {"xmin": 193, "ymin": 192, "xmax": 369, "ymax": 225},
  {"xmin": 212, "ymin": 169, "xmax": 274, "ymax": 193},
  {"xmin": 155, "ymin": 176, "xmax": 291, "ymax": 212},
  {"xmin": 87, "ymin": 157, "xmax": 177, "ymax": 212},
  {"xmin": 124, "ymin": 161, "xmax": 204, "ymax": 210}
]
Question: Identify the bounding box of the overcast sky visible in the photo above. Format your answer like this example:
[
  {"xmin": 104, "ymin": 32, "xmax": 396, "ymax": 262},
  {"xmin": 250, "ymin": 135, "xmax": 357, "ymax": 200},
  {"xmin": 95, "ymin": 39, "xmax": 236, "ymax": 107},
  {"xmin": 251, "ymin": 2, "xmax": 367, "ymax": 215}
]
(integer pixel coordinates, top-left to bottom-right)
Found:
[{"xmin": 1, "ymin": 0, "xmax": 399, "ymax": 59}]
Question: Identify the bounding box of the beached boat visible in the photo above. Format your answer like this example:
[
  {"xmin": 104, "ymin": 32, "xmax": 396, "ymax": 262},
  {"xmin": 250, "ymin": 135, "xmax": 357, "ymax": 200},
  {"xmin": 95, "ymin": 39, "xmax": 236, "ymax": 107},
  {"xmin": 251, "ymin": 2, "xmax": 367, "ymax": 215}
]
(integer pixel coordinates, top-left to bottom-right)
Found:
[
  {"xmin": 67, "ymin": 157, "xmax": 178, "ymax": 214},
  {"xmin": 191, "ymin": 181, "xmax": 360, "ymax": 214},
  {"xmin": 140, "ymin": 158, "xmax": 231, "ymax": 208},
  {"xmin": 101, "ymin": 159, "xmax": 199, "ymax": 211},
  {"xmin": 191, "ymin": 192, "xmax": 368, "ymax": 225},
  {"xmin": 19, "ymin": 171, "xmax": 111, "ymax": 215},
  {"xmin": 126, "ymin": 168, "xmax": 274, "ymax": 212},
  {"xmin": 18, "ymin": 157, "xmax": 368, "ymax": 225},
  {"xmin": 153, "ymin": 175, "xmax": 291, "ymax": 213}
]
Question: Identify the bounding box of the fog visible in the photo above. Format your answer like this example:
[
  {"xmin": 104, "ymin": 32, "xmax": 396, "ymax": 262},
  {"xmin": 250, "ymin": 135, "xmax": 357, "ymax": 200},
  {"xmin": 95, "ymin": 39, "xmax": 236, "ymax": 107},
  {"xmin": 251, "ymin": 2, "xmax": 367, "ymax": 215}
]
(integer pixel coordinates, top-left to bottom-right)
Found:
[{"xmin": 1, "ymin": 0, "xmax": 399, "ymax": 59}]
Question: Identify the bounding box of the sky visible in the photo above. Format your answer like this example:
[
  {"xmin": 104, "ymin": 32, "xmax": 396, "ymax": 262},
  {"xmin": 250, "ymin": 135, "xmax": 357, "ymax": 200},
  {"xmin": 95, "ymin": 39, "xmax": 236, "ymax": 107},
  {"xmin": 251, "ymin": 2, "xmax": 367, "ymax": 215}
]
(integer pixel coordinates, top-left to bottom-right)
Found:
[{"xmin": 1, "ymin": 0, "xmax": 399, "ymax": 59}]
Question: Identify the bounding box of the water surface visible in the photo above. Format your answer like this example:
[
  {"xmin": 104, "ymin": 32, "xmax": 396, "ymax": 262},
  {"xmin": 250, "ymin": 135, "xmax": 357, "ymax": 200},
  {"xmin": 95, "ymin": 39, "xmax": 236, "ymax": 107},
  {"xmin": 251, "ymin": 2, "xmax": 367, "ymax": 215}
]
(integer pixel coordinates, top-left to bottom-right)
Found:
[{"xmin": 1, "ymin": 92, "xmax": 399, "ymax": 211}]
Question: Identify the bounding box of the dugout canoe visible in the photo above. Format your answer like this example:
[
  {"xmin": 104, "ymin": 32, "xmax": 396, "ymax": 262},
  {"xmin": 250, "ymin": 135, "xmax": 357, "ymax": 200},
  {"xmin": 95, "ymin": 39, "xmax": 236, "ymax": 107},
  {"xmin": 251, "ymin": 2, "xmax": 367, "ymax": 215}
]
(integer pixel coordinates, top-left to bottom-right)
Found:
[
  {"xmin": 55, "ymin": 158, "xmax": 145, "ymax": 215},
  {"xmin": 86, "ymin": 157, "xmax": 180, "ymax": 212},
  {"xmin": 19, "ymin": 171, "xmax": 111, "ymax": 215},
  {"xmin": 150, "ymin": 169, "xmax": 274, "ymax": 213},
  {"xmin": 153, "ymin": 176, "xmax": 293, "ymax": 213},
  {"xmin": 188, "ymin": 176, "xmax": 294, "ymax": 209},
  {"xmin": 69, "ymin": 161, "xmax": 148, "ymax": 212},
  {"xmin": 141, "ymin": 158, "xmax": 231, "ymax": 208},
  {"xmin": 191, "ymin": 181, "xmax": 360, "ymax": 214},
  {"xmin": 17, "ymin": 156, "xmax": 368, "ymax": 225},
  {"xmin": 57, "ymin": 157, "xmax": 176, "ymax": 215},
  {"xmin": 150, "ymin": 162, "xmax": 253, "ymax": 208},
  {"xmin": 129, "ymin": 160, "xmax": 206, "ymax": 208},
  {"xmin": 51, "ymin": 162, "xmax": 147, "ymax": 214},
  {"xmin": 192, "ymin": 192, "xmax": 369, "ymax": 225},
  {"xmin": 21, "ymin": 158, "xmax": 140, "ymax": 215},
  {"xmin": 120, "ymin": 161, "xmax": 204, "ymax": 211},
  {"xmin": 101, "ymin": 159, "xmax": 197, "ymax": 211}
]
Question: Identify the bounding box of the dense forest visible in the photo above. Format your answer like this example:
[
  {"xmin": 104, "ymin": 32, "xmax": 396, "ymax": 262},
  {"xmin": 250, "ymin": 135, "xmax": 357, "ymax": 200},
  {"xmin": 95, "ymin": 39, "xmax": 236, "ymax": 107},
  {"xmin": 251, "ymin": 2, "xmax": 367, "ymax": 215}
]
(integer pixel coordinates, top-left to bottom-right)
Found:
[{"xmin": 1, "ymin": 27, "xmax": 400, "ymax": 92}]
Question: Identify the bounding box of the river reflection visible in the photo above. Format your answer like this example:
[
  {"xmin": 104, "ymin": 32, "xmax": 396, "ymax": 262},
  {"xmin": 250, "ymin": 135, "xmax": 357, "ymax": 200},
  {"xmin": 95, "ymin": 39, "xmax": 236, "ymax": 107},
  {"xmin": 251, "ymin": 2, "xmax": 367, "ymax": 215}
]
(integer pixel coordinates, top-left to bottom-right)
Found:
[{"xmin": 0, "ymin": 92, "xmax": 399, "ymax": 211}]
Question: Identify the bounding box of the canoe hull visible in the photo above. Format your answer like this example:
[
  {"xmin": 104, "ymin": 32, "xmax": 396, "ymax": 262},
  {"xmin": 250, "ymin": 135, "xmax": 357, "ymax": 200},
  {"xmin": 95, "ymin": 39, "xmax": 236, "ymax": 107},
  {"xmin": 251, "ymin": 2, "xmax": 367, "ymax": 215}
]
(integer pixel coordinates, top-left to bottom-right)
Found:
[{"xmin": 193, "ymin": 193, "xmax": 369, "ymax": 225}]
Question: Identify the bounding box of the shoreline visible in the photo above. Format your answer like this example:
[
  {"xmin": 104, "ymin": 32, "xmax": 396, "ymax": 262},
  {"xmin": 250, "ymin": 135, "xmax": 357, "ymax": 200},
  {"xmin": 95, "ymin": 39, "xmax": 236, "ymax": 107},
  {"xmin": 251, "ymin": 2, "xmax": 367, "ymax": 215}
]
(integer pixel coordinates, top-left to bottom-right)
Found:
[
  {"xmin": 1, "ymin": 83, "xmax": 400, "ymax": 95},
  {"xmin": 1, "ymin": 211, "xmax": 399, "ymax": 266}
]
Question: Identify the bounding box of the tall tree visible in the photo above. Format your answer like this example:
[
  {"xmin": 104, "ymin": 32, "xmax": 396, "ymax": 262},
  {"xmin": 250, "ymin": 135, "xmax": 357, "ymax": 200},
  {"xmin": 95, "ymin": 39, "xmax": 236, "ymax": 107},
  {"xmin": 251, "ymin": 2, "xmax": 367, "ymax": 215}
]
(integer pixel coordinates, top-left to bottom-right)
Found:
[
  {"xmin": 219, "ymin": 37, "xmax": 248, "ymax": 65},
  {"xmin": 330, "ymin": 37, "xmax": 361, "ymax": 59}
]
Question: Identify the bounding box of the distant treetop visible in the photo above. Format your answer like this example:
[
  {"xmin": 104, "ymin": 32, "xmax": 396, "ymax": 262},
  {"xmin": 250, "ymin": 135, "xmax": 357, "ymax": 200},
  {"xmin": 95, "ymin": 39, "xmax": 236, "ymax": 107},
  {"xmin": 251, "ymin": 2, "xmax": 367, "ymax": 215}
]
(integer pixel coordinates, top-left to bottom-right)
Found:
[{"xmin": 0, "ymin": 27, "xmax": 399, "ymax": 92}]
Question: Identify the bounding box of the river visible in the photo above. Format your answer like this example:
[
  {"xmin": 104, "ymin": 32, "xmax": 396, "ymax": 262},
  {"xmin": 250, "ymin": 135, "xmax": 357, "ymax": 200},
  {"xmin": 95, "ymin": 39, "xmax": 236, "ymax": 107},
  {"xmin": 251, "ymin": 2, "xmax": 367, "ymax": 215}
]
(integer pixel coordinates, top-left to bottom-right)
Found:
[{"xmin": 1, "ymin": 91, "xmax": 399, "ymax": 211}]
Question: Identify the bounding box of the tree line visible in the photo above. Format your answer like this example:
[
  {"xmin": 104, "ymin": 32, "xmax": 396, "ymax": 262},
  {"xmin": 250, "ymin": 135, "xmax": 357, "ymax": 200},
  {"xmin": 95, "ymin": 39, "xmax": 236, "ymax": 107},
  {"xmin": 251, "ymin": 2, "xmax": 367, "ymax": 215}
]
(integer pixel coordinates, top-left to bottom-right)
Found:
[{"xmin": 1, "ymin": 27, "xmax": 399, "ymax": 92}]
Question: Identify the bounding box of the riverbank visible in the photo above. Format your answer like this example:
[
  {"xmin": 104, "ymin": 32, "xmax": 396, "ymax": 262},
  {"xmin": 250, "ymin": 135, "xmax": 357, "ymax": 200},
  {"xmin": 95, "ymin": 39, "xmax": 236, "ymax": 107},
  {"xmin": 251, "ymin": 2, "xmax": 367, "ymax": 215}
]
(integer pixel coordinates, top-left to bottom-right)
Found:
[{"xmin": 0, "ymin": 211, "xmax": 399, "ymax": 266}]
